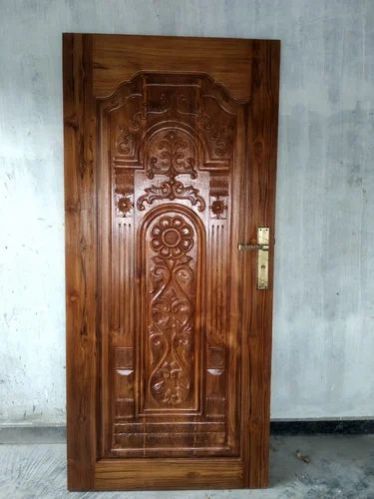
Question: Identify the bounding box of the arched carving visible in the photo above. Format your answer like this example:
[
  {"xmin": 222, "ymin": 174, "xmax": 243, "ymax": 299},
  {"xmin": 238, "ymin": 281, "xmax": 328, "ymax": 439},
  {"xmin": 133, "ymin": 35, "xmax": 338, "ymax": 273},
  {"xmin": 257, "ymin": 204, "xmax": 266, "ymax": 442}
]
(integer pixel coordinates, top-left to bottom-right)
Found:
[
  {"xmin": 139, "ymin": 205, "xmax": 205, "ymax": 410},
  {"xmin": 98, "ymin": 73, "xmax": 238, "ymax": 217},
  {"xmin": 99, "ymin": 72, "xmax": 238, "ymax": 172},
  {"xmin": 96, "ymin": 69, "xmax": 245, "ymax": 457}
]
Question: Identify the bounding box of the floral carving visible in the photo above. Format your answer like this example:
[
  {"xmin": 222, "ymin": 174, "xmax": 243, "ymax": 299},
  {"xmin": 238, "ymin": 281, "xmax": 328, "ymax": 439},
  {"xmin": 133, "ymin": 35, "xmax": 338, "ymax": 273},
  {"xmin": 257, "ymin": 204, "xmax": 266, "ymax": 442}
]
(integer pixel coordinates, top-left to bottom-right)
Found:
[
  {"xmin": 147, "ymin": 215, "xmax": 196, "ymax": 406},
  {"xmin": 210, "ymin": 196, "xmax": 227, "ymax": 219},
  {"xmin": 137, "ymin": 178, "xmax": 205, "ymax": 212},
  {"xmin": 151, "ymin": 216, "xmax": 193, "ymax": 258},
  {"xmin": 146, "ymin": 130, "xmax": 197, "ymax": 179},
  {"xmin": 117, "ymin": 195, "xmax": 133, "ymax": 217}
]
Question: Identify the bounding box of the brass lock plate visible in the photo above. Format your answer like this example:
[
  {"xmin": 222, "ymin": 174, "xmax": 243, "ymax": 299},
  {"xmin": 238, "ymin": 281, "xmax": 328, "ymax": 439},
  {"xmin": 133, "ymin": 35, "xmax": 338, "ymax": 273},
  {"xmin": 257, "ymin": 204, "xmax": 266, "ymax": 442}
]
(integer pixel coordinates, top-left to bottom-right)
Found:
[
  {"xmin": 238, "ymin": 227, "xmax": 270, "ymax": 289},
  {"xmin": 257, "ymin": 227, "xmax": 270, "ymax": 290}
]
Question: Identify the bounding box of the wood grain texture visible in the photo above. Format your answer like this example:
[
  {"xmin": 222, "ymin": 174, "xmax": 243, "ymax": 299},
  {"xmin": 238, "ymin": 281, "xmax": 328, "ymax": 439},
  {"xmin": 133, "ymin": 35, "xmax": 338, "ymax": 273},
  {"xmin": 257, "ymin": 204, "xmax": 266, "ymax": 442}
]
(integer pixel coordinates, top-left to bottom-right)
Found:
[
  {"xmin": 64, "ymin": 33, "xmax": 280, "ymax": 491},
  {"xmin": 97, "ymin": 72, "xmax": 241, "ymax": 460},
  {"xmin": 241, "ymin": 39, "xmax": 281, "ymax": 488},
  {"xmin": 63, "ymin": 33, "xmax": 97, "ymax": 490},
  {"xmin": 95, "ymin": 458, "xmax": 243, "ymax": 490},
  {"xmin": 91, "ymin": 34, "xmax": 253, "ymax": 101}
]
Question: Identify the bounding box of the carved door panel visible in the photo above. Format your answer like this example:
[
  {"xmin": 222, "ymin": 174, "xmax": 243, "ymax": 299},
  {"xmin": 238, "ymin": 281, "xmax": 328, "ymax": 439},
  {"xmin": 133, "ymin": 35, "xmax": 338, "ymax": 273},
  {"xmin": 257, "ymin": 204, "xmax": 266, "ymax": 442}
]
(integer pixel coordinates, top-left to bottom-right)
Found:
[{"xmin": 64, "ymin": 34, "xmax": 280, "ymax": 491}]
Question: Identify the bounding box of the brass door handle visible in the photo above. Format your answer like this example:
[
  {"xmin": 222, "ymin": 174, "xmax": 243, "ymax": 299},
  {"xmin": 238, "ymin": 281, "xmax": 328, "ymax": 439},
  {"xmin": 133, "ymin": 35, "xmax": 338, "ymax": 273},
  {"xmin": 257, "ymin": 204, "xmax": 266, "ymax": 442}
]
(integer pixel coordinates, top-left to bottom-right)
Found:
[
  {"xmin": 238, "ymin": 243, "xmax": 269, "ymax": 251},
  {"xmin": 238, "ymin": 227, "xmax": 270, "ymax": 290}
]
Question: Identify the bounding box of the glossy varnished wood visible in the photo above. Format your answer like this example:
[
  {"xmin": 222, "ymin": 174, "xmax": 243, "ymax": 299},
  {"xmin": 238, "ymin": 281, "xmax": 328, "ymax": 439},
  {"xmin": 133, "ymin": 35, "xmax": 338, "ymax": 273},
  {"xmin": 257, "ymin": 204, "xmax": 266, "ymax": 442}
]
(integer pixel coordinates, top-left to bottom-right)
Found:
[
  {"xmin": 64, "ymin": 33, "xmax": 280, "ymax": 491},
  {"xmin": 63, "ymin": 34, "xmax": 97, "ymax": 490},
  {"xmin": 92, "ymin": 34, "xmax": 253, "ymax": 101},
  {"xmin": 95, "ymin": 458, "xmax": 243, "ymax": 490},
  {"xmin": 241, "ymin": 40, "xmax": 280, "ymax": 488},
  {"xmin": 97, "ymin": 72, "xmax": 241, "ymax": 461}
]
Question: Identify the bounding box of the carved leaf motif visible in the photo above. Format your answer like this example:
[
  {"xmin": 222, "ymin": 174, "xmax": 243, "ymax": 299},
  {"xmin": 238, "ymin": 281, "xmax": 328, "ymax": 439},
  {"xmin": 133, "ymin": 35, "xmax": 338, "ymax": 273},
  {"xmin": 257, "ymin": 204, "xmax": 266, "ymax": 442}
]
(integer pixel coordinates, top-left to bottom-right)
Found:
[
  {"xmin": 136, "ymin": 179, "xmax": 205, "ymax": 212},
  {"xmin": 146, "ymin": 130, "xmax": 197, "ymax": 179},
  {"xmin": 147, "ymin": 216, "xmax": 195, "ymax": 407}
]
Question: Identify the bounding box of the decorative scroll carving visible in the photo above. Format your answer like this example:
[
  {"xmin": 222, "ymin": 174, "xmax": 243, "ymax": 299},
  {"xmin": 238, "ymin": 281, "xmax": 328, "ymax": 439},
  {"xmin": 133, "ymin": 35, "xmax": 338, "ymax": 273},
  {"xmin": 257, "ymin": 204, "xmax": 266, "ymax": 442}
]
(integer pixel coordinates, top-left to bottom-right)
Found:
[
  {"xmin": 115, "ymin": 126, "xmax": 136, "ymax": 156},
  {"xmin": 108, "ymin": 91, "xmax": 145, "ymax": 168},
  {"xmin": 106, "ymin": 73, "xmax": 238, "ymax": 174},
  {"xmin": 137, "ymin": 126, "xmax": 204, "ymax": 211},
  {"xmin": 147, "ymin": 216, "xmax": 196, "ymax": 406},
  {"xmin": 137, "ymin": 179, "xmax": 205, "ymax": 212},
  {"xmin": 196, "ymin": 102, "xmax": 235, "ymax": 159},
  {"xmin": 99, "ymin": 73, "xmax": 241, "ymax": 456},
  {"xmin": 146, "ymin": 130, "xmax": 197, "ymax": 179}
]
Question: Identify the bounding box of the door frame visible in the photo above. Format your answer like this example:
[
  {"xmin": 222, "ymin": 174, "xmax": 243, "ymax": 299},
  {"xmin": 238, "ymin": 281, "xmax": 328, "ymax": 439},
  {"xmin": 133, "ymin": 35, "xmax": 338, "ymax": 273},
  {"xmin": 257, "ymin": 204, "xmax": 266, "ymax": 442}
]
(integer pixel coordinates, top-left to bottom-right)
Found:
[{"xmin": 63, "ymin": 33, "xmax": 280, "ymax": 490}]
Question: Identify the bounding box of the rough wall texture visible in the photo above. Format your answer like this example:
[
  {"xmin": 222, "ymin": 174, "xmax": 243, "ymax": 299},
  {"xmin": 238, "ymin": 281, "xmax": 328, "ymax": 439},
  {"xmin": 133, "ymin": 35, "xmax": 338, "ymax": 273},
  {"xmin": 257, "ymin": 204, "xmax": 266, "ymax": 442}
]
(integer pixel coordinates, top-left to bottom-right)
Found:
[{"xmin": 0, "ymin": 0, "xmax": 373, "ymax": 424}]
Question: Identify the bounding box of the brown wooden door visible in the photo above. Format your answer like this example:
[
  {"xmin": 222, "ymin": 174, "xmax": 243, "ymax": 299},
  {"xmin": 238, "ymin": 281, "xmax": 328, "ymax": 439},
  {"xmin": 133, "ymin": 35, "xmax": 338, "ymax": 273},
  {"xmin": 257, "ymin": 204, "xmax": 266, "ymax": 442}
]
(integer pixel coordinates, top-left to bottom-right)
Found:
[{"xmin": 64, "ymin": 33, "xmax": 280, "ymax": 491}]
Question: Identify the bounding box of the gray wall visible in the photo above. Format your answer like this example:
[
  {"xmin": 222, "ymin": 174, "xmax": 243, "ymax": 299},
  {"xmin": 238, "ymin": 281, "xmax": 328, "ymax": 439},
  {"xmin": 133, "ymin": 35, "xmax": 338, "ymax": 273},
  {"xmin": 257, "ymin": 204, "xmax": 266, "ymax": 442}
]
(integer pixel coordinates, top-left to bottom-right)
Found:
[{"xmin": 1, "ymin": 0, "xmax": 373, "ymax": 425}]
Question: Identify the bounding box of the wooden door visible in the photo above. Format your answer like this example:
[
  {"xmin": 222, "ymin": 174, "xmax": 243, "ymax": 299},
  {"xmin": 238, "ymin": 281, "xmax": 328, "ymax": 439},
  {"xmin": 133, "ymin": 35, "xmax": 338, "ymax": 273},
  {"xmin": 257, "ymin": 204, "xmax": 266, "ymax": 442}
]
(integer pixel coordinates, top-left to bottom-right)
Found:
[{"xmin": 64, "ymin": 33, "xmax": 280, "ymax": 491}]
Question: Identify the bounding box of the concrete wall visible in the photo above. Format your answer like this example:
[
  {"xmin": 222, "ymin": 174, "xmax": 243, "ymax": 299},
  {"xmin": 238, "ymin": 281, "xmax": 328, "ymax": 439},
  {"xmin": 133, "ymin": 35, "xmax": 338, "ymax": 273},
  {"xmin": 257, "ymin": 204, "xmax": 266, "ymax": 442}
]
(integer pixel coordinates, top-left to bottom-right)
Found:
[{"xmin": 1, "ymin": 0, "xmax": 373, "ymax": 425}]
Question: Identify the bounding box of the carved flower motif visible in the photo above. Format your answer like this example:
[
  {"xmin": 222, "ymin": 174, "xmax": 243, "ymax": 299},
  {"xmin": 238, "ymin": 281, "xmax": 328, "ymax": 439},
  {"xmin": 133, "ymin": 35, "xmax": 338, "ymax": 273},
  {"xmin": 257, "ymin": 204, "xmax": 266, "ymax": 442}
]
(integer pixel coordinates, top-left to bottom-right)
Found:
[
  {"xmin": 117, "ymin": 195, "xmax": 133, "ymax": 216},
  {"xmin": 210, "ymin": 197, "xmax": 227, "ymax": 219},
  {"xmin": 151, "ymin": 216, "xmax": 193, "ymax": 258}
]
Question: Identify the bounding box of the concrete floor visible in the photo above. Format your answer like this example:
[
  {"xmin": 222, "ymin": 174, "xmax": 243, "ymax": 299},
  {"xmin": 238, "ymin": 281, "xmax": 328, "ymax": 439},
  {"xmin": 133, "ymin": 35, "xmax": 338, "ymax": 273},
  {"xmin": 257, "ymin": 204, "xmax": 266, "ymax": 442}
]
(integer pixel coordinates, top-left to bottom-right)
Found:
[{"xmin": 0, "ymin": 436, "xmax": 373, "ymax": 498}]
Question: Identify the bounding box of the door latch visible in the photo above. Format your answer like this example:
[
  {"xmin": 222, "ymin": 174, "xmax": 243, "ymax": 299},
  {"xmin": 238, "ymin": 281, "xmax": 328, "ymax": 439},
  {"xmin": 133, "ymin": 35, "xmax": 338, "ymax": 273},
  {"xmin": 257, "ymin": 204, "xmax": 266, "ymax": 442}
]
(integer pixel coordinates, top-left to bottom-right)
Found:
[
  {"xmin": 237, "ymin": 243, "xmax": 269, "ymax": 251},
  {"xmin": 238, "ymin": 227, "xmax": 270, "ymax": 290}
]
